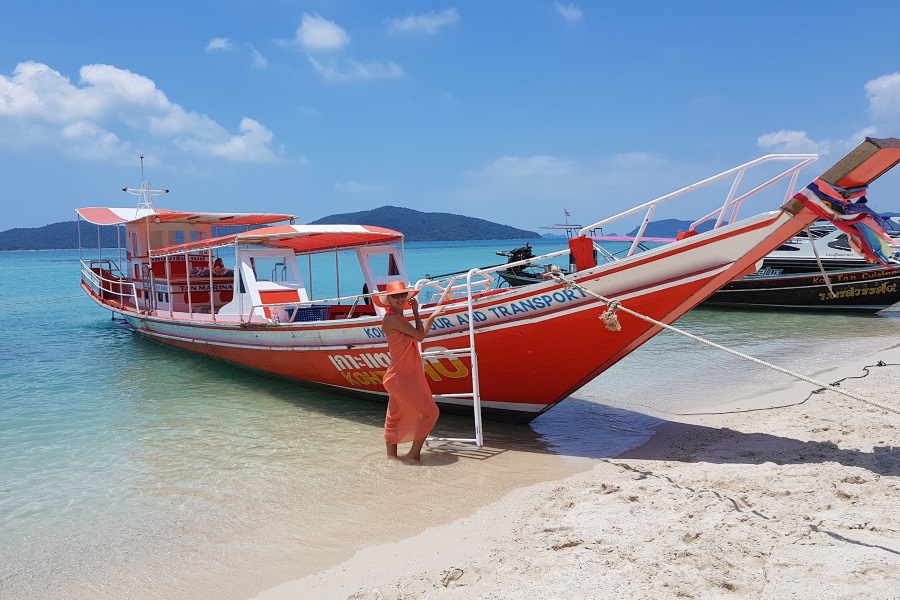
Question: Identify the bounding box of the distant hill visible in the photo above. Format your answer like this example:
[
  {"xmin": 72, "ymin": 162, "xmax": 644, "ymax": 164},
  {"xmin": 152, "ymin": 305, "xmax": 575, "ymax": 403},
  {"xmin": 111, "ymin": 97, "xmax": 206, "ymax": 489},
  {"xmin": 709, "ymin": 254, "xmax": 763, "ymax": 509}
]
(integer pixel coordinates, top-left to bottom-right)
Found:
[
  {"xmin": 310, "ymin": 206, "xmax": 540, "ymax": 241},
  {"xmin": 626, "ymin": 218, "xmax": 719, "ymax": 238},
  {"xmin": 0, "ymin": 221, "xmax": 122, "ymax": 251},
  {"xmin": 1, "ymin": 206, "xmax": 540, "ymax": 250}
]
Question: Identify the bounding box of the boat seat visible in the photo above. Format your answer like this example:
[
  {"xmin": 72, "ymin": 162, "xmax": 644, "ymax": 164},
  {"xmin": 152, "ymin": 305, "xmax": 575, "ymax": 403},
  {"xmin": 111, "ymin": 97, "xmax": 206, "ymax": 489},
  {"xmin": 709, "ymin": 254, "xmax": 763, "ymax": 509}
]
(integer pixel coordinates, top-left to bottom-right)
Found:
[{"xmin": 327, "ymin": 304, "xmax": 377, "ymax": 320}]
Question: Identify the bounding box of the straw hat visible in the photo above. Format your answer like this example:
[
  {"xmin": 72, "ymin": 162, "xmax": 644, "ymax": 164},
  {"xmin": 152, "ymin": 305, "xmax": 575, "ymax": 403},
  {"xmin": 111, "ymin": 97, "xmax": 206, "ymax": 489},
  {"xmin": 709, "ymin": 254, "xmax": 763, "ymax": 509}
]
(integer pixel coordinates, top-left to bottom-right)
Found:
[{"xmin": 372, "ymin": 280, "xmax": 419, "ymax": 308}]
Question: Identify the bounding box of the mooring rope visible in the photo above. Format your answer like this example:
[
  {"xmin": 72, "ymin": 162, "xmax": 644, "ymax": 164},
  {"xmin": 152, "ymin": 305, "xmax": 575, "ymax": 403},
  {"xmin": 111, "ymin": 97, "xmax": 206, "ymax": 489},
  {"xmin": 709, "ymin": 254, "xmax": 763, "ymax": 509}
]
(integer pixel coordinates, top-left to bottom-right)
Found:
[
  {"xmin": 548, "ymin": 268, "xmax": 900, "ymax": 415},
  {"xmin": 806, "ymin": 226, "xmax": 836, "ymax": 298}
]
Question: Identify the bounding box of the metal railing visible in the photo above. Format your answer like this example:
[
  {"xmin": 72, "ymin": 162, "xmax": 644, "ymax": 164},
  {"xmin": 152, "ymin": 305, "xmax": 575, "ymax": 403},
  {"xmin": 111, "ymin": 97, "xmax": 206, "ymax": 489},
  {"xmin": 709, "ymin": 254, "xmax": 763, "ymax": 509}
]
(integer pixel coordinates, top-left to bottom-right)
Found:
[
  {"xmin": 578, "ymin": 154, "xmax": 818, "ymax": 257},
  {"xmin": 80, "ymin": 259, "xmax": 139, "ymax": 309}
]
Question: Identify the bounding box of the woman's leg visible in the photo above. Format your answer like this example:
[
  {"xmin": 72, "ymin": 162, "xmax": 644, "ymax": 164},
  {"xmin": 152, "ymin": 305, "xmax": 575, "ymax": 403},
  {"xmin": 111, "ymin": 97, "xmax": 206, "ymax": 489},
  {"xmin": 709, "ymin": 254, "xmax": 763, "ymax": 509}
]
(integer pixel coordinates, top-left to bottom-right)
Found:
[
  {"xmin": 386, "ymin": 442, "xmax": 399, "ymax": 459},
  {"xmin": 402, "ymin": 438, "xmax": 426, "ymax": 462}
]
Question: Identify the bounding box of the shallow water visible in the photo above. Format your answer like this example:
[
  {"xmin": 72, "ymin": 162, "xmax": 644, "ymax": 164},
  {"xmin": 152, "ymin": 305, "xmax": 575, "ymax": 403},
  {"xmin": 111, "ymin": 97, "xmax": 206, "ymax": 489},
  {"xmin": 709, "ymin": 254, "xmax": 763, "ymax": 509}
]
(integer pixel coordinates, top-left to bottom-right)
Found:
[{"xmin": 1, "ymin": 245, "xmax": 898, "ymax": 599}]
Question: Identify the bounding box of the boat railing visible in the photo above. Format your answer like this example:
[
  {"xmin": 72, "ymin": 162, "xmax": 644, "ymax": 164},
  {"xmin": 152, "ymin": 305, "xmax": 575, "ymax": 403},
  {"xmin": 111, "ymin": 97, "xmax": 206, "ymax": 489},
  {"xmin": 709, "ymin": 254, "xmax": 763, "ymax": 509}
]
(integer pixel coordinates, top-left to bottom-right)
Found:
[
  {"xmin": 248, "ymin": 290, "xmax": 379, "ymax": 323},
  {"xmin": 414, "ymin": 248, "xmax": 575, "ymax": 302},
  {"xmin": 414, "ymin": 270, "xmax": 496, "ymax": 305},
  {"xmin": 80, "ymin": 259, "xmax": 139, "ymax": 309},
  {"xmin": 578, "ymin": 154, "xmax": 818, "ymax": 257}
]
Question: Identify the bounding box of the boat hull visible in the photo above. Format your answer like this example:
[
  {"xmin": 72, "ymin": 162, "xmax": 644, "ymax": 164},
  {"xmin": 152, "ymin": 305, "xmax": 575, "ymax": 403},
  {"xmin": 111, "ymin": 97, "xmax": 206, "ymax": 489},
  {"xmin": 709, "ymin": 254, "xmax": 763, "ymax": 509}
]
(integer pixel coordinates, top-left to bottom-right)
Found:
[
  {"xmin": 87, "ymin": 208, "xmax": 817, "ymax": 423},
  {"xmin": 703, "ymin": 261, "xmax": 900, "ymax": 312}
]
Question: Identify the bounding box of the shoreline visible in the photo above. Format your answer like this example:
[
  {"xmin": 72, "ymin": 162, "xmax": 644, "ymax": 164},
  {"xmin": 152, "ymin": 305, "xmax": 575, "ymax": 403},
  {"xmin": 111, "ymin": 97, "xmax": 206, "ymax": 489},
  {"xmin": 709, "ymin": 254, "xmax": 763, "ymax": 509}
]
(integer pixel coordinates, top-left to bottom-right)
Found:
[{"xmin": 256, "ymin": 345, "xmax": 900, "ymax": 599}]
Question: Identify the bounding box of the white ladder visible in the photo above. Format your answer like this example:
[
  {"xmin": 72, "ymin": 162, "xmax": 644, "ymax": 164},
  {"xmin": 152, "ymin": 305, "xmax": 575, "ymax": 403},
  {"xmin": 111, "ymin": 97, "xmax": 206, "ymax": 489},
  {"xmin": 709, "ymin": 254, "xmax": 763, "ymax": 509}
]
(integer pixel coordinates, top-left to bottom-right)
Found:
[{"xmin": 425, "ymin": 269, "xmax": 485, "ymax": 451}]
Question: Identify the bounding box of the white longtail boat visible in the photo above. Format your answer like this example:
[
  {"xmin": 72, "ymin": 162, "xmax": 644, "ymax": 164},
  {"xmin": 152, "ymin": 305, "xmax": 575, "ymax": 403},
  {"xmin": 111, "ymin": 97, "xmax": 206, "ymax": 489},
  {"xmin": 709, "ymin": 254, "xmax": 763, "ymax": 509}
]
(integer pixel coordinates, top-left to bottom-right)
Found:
[{"xmin": 78, "ymin": 138, "xmax": 900, "ymax": 431}]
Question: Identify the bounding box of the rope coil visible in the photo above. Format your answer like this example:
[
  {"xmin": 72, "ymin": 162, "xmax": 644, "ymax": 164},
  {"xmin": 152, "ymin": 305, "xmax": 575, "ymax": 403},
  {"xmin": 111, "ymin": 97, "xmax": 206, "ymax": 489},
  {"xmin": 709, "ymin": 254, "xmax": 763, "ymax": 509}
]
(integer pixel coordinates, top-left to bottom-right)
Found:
[{"xmin": 548, "ymin": 272, "xmax": 900, "ymax": 416}]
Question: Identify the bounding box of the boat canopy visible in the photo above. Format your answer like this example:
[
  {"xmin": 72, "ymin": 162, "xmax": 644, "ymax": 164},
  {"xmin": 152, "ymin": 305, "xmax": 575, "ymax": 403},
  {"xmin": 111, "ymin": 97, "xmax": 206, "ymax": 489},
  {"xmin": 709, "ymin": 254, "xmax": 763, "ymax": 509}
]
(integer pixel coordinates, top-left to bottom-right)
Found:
[
  {"xmin": 75, "ymin": 207, "xmax": 297, "ymax": 227},
  {"xmin": 150, "ymin": 224, "xmax": 404, "ymax": 257}
]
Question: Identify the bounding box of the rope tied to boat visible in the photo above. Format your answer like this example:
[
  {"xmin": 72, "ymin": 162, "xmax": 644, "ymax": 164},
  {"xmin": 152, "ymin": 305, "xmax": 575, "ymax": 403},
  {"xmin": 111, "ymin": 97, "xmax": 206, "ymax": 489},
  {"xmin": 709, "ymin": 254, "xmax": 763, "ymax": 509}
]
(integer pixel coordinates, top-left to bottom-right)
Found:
[
  {"xmin": 601, "ymin": 300, "xmax": 622, "ymax": 331},
  {"xmin": 547, "ymin": 271, "xmax": 900, "ymax": 416},
  {"xmin": 806, "ymin": 225, "xmax": 836, "ymax": 299}
]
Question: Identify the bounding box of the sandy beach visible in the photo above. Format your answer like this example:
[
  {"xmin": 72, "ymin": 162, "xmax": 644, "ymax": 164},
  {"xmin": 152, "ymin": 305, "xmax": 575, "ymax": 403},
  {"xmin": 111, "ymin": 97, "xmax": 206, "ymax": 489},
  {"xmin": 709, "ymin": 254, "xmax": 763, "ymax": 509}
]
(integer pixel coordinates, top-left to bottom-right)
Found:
[{"xmin": 257, "ymin": 344, "xmax": 900, "ymax": 600}]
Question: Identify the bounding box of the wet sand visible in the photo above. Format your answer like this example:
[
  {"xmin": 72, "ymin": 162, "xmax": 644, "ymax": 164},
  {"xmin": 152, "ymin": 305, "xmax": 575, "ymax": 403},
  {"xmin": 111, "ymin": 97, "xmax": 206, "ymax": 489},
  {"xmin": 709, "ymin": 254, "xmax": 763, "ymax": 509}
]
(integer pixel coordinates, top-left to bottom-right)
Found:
[{"xmin": 257, "ymin": 345, "xmax": 900, "ymax": 600}]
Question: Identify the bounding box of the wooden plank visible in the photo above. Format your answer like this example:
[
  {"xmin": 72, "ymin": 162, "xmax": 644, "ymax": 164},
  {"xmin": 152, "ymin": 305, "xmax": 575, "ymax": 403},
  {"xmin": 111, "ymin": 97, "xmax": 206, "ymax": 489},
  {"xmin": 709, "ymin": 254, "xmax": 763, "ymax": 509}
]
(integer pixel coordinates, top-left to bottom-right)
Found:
[{"xmin": 819, "ymin": 137, "xmax": 900, "ymax": 188}]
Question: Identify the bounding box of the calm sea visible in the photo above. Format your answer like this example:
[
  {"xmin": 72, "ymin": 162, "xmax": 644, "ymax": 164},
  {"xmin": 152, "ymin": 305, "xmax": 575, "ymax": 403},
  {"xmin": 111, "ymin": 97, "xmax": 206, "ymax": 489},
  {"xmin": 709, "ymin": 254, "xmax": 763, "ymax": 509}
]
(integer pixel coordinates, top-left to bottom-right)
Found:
[{"xmin": 2, "ymin": 240, "xmax": 899, "ymax": 599}]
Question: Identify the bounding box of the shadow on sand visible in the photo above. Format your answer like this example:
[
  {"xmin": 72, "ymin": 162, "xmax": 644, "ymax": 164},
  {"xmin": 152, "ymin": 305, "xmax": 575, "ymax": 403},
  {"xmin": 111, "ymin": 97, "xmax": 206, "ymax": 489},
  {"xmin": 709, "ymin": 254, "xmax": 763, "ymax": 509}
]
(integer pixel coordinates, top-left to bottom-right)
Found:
[{"xmin": 617, "ymin": 419, "xmax": 900, "ymax": 478}]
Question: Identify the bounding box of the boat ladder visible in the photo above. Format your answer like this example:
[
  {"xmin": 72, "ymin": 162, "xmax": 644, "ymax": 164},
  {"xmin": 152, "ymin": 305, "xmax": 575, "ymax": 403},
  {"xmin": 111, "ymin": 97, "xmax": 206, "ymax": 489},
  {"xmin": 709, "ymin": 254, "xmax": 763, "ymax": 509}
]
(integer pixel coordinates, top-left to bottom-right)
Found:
[
  {"xmin": 140, "ymin": 264, "xmax": 155, "ymax": 313},
  {"xmin": 425, "ymin": 269, "xmax": 485, "ymax": 451}
]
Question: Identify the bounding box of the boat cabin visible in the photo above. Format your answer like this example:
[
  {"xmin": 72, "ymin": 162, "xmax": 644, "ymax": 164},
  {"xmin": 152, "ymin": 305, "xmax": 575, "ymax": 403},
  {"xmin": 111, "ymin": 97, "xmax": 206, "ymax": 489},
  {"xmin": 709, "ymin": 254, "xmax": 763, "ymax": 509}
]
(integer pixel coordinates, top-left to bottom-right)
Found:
[{"xmin": 77, "ymin": 207, "xmax": 410, "ymax": 324}]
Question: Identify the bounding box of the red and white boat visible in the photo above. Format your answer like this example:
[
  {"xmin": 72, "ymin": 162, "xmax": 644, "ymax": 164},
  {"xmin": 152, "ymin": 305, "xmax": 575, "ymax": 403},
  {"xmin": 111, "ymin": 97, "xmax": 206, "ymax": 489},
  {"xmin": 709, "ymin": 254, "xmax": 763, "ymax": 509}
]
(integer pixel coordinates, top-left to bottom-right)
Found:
[{"xmin": 78, "ymin": 138, "xmax": 900, "ymax": 429}]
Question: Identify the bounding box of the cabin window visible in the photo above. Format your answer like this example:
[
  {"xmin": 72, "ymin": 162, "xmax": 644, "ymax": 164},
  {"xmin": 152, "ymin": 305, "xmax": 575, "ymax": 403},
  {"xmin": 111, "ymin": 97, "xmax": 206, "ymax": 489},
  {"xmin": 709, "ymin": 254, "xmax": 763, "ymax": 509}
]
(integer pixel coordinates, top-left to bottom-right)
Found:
[
  {"xmin": 174, "ymin": 231, "xmax": 185, "ymax": 245},
  {"xmin": 190, "ymin": 230, "xmax": 201, "ymax": 242},
  {"xmin": 827, "ymin": 234, "xmax": 852, "ymax": 252},
  {"xmin": 367, "ymin": 253, "xmax": 400, "ymax": 277}
]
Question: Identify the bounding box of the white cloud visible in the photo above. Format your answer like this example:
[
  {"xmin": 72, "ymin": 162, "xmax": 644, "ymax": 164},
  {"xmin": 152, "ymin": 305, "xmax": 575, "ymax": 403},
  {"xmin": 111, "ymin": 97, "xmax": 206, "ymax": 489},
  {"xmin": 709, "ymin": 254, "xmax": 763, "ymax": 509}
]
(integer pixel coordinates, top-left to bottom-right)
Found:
[
  {"xmin": 60, "ymin": 121, "xmax": 129, "ymax": 160},
  {"xmin": 555, "ymin": 3, "xmax": 583, "ymax": 22},
  {"xmin": 206, "ymin": 37, "xmax": 232, "ymax": 52},
  {"xmin": 282, "ymin": 13, "xmax": 408, "ymax": 83},
  {"xmin": 308, "ymin": 56, "xmax": 404, "ymax": 83},
  {"xmin": 865, "ymin": 73, "xmax": 900, "ymax": 123},
  {"xmin": 292, "ymin": 13, "xmax": 350, "ymax": 52},
  {"xmin": 248, "ymin": 44, "xmax": 268, "ymax": 69},
  {"xmin": 386, "ymin": 9, "xmax": 460, "ymax": 35},
  {"xmin": 334, "ymin": 180, "xmax": 383, "ymax": 193},
  {"xmin": 758, "ymin": 74, "xmax": 900, "ymax": 160},
  {"xmin": 177, "ymin": 117, "xmax": 280, "ymax": 163},
  {"xmin": 0, "ymin": 61, "xmax": 282, "ymax": 163},
  {"xmin": 757, "ymin": 130, "xmax": 831, "ymax": 155}
]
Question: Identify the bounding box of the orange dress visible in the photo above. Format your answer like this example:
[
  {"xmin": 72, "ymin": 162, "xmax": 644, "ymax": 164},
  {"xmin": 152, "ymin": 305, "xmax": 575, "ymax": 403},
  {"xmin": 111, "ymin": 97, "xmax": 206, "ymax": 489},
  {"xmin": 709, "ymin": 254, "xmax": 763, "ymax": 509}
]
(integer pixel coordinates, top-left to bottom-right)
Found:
[{"xmin": 382, "ymin": 326, "xmax": 440, "ymax": 444}]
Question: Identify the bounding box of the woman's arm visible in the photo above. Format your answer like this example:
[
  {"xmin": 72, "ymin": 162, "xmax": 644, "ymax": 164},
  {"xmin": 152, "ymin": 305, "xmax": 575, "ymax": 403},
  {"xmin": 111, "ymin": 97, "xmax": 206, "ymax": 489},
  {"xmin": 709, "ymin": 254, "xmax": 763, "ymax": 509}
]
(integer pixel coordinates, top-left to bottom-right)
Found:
[
  {"xmin": 382, "ymin": 300, "xmax": 444, "ymax": 342},
  {"xmin": 410, "ymin": 298, "xmax": 444, "ymax": 341}
]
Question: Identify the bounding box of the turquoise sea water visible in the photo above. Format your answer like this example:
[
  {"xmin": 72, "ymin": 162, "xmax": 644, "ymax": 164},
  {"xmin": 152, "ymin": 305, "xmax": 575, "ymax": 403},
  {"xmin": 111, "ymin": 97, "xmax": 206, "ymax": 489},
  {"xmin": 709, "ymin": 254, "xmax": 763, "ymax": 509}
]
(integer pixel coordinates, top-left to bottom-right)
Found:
[{"xmin": 2, "ymin": 241, "xmax": 899, "ymax": 599}]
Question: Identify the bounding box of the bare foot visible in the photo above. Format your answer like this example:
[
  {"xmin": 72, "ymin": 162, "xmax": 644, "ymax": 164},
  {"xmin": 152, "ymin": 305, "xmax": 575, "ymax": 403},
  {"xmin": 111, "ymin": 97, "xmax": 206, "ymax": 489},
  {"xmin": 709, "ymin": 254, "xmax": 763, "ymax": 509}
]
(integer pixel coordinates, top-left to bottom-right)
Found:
[{"xmin": 399, "ymin": 453, "xmax": 421, "ymax": 465}]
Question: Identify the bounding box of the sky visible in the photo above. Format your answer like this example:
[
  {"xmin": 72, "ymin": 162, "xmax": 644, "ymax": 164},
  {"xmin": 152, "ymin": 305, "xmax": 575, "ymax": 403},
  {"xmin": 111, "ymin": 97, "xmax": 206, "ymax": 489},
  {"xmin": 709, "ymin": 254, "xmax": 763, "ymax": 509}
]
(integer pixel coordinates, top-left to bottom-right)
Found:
[{"xmin": 4, "ymin": 0, "xmax": 900, "ymax": 233}]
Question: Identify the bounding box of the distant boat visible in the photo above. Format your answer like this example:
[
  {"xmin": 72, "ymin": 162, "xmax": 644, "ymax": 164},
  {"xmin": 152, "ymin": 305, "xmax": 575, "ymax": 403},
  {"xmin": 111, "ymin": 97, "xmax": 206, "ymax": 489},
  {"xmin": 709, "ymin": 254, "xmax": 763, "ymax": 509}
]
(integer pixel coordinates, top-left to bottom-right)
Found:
[
  {"xmin": 78, "ymin": 138, "xmax": 900, "ymax": 429},
  {"xmin": 702, "ymin": 219, "xmax": 900, "ymax": 312}
]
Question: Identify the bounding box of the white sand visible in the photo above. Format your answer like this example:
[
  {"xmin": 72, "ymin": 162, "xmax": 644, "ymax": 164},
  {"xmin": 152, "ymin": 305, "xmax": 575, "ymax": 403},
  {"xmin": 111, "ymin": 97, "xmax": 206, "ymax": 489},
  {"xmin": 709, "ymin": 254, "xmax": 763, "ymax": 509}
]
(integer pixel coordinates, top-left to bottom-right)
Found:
[{"xmin": 256, "ymin": 345, "xmax": 900, "ymax": 600}]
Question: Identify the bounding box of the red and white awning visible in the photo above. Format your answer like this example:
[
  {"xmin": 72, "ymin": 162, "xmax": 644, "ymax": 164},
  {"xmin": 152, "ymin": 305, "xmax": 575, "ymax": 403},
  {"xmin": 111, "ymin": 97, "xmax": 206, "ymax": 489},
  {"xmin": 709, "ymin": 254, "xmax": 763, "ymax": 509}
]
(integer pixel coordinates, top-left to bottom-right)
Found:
[
  {"xmin": 75, "ymin": 207, "xmax": 297, "ymax": 227},
  {"xmin": 150, "ymin": 224, "xmax": 404, "ymax": 257}
]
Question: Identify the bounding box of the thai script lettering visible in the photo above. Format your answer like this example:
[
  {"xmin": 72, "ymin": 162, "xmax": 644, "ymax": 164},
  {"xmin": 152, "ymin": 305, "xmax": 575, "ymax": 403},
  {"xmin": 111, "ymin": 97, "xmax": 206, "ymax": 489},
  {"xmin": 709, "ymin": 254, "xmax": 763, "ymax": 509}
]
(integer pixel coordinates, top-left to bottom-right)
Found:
[
  {"xmin": 329, "ymin": 352, "xmax": 391, "ymax": 387},
  {"xmin": 817, "ymin": 282, "xmax": 897, "ymax": 301},
  {"xmin": 328, "ymin": 345, "xmax": 469, "ymax": 387}
]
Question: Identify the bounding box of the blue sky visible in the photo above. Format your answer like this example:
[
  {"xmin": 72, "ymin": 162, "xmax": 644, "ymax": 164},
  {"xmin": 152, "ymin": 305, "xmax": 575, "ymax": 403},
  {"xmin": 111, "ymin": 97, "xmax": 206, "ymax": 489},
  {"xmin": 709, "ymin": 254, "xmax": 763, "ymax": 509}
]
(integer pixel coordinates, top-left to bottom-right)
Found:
[{"xmin": 3, "ymin": 1, "xmax": 900, "ymax": 232}]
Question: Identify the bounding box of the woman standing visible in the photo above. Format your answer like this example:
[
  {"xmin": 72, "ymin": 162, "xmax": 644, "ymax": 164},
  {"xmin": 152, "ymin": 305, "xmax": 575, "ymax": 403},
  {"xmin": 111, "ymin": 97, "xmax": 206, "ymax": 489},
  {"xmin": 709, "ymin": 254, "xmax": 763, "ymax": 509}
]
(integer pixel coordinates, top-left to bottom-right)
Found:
[{"xmin": 374, "ymin": 280, "xmax": 445, "ymax": 463}]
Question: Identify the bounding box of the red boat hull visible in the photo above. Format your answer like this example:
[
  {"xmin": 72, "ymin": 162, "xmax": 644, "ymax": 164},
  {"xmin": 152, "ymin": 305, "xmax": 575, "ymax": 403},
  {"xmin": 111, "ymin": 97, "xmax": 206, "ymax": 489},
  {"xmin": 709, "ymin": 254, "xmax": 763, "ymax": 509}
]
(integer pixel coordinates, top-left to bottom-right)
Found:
[{"xmin": 83, "ymin": 208, "xmax": 818, "ymax": 423}]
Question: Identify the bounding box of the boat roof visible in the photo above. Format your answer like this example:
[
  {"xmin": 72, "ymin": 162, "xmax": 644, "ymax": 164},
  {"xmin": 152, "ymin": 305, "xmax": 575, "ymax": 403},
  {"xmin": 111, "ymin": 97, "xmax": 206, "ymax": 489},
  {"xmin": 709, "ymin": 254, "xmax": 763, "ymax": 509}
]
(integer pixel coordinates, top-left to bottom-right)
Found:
[
  {"xmin": 150, "ymin": 224, "xmax": 404, "ymax": 257},
  {"xmin": 75, "ymin": 207, "xmax": 297, "ymax": 226},
  {"xmin": 540, "ymin": 223, "xmax": 583, "ymax": 230}
]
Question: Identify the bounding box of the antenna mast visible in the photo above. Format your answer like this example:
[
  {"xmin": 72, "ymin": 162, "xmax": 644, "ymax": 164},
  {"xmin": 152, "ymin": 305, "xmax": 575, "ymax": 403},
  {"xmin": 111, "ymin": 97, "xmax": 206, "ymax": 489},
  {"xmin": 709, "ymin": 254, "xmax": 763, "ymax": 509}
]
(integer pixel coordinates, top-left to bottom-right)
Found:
[{"xmin": 123, "ymin": 155, "xmax": 169, "ymax": 211}]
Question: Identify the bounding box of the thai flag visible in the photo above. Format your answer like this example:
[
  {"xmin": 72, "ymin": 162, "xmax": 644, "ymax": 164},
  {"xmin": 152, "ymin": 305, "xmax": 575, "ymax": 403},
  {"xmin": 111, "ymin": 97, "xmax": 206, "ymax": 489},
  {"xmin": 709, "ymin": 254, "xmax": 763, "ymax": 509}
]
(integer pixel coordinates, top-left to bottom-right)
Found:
[{"xmin": 564, "ymin": 209, "xmax": 570, "ymax": 217}]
